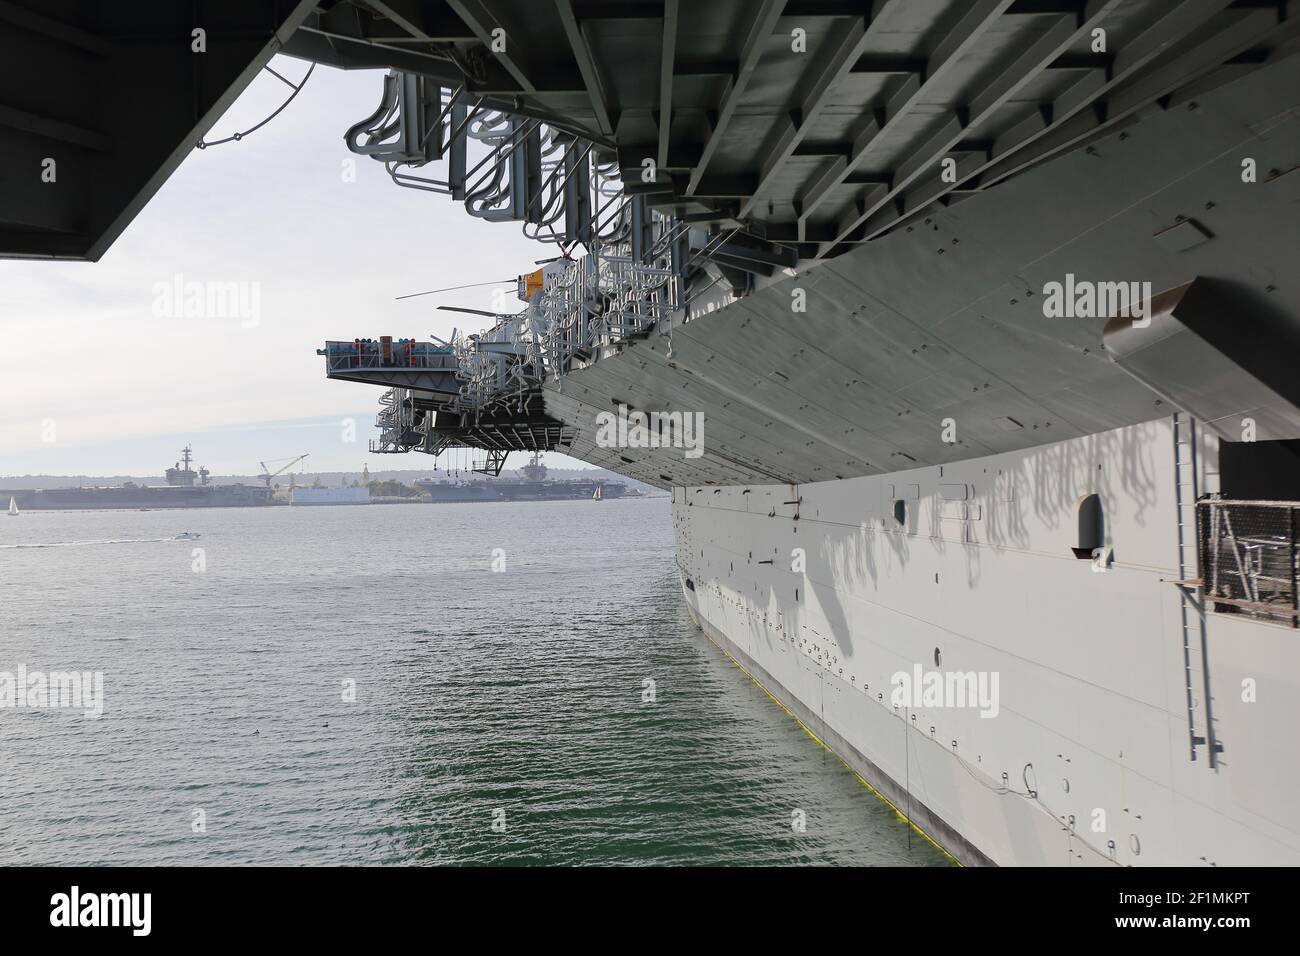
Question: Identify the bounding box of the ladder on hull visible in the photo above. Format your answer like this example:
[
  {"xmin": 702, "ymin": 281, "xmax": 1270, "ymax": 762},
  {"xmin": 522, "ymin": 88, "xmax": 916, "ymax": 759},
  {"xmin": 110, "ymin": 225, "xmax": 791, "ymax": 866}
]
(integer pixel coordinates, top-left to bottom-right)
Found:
[{"xmin": 1173, "ymin": 412, "xmax": 1221, "ymax": 768}]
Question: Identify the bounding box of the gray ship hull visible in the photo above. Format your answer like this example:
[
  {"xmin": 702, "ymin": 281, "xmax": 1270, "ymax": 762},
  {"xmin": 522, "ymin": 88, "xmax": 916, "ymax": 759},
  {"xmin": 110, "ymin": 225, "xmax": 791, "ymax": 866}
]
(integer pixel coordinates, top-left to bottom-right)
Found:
[
  {"xmin": 415, "ymin": 479, "xmax": 632, "ymax": 502},
  {"xmin": 3, "ymin": 486, "xmax": 273, "ymax": 510},
  {"xmin": 546, "ymin": 54, "xmax": 1300, "ymax": 865},
  {"xmin": 674, "ymin": 418, "xmax": 1300, "ymax": 866}
]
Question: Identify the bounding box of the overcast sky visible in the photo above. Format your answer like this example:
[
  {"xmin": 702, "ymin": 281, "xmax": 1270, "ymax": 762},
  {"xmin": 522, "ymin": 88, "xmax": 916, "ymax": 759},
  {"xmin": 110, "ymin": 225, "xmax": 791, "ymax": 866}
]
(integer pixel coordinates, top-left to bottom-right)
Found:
[{"xmin": 0, "ymin": 57, "xmax": 590, "ymax": 480}]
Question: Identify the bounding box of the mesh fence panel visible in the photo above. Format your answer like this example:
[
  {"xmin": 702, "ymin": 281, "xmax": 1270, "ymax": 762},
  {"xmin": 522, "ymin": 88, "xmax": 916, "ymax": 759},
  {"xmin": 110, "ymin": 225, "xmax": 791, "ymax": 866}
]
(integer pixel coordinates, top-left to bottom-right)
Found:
[{"xmin": 1198, "ymin": 500, "xmax": 1300, "ymax": 628}]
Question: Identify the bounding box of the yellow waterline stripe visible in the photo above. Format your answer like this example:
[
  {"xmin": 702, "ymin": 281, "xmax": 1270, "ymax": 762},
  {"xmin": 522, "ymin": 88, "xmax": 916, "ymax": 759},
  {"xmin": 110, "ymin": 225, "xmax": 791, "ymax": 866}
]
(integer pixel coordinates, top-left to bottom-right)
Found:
[{"xmin": 700, "ymin": 625, "xmax": 960, "ymax": 865}]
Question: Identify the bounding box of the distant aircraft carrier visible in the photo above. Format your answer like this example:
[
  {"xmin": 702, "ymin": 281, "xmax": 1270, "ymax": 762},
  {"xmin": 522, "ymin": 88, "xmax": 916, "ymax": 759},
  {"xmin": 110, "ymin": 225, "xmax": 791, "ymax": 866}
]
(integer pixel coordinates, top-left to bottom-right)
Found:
[
  {"xmin": 417, "ymin": 454, "xmax": 634, "ymax": 501},
  {"xmin": 5, "ymin": 1, "xmax": 1299, "ymax": 866},
  {"xmin": 2, "ymin": 446, "xmax": 272, "ymax": 510}
]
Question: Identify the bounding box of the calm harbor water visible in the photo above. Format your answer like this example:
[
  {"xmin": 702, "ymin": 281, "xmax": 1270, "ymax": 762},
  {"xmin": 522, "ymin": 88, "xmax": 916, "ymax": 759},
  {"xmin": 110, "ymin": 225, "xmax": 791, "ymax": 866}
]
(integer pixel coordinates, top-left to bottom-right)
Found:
[{"xmin": 0, "ymin": 497, "xmax": 948, "ymax": 866}]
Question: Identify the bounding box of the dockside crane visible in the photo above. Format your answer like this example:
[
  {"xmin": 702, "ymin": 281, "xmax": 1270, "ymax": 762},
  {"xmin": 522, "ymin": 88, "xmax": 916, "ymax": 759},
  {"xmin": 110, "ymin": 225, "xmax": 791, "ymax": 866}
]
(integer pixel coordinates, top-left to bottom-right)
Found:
[{"xmin": 259, "ymin": 454, "xmax": 309, "ymax": 488}]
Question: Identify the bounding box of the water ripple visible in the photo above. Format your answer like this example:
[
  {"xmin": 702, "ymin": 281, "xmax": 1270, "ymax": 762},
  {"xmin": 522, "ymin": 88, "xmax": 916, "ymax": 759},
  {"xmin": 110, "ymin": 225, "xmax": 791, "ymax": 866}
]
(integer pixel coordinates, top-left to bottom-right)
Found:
[{"xmin": 0, "ymin": 499, "xmax": 947, "ymax": 866}]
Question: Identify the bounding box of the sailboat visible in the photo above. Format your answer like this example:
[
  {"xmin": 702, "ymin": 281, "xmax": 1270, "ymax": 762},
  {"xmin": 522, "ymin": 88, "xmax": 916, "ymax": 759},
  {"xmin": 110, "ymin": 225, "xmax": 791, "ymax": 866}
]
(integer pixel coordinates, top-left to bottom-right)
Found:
[
  {"xmin": 8, "ymin": 496, "xmax": 18, "ymax": 516},
  {"xmin": 592, "ymin": 486, "xmax": 602, "ymax": 501}
]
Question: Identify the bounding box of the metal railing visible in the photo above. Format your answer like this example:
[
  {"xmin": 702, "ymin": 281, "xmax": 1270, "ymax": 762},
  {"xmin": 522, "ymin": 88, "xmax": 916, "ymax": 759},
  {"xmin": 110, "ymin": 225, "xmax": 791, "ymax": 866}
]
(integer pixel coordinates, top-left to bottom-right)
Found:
[
  {"xmin": 321, "ymin": 339, "xmax": 455, "ymax": 372},
  {"xmin": 332, "ymin": 70, "xmax": 767, "ymax": 466},
  {"xmin": 1198, "ymin": 499, "xmax": 1300, "ymax": 628}
]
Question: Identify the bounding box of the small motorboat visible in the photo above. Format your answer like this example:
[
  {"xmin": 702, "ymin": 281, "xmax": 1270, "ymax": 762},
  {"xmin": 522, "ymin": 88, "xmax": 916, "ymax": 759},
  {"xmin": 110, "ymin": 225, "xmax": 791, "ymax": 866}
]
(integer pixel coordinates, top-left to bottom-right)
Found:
[{"xmin": 173, "ymin": 531, "xmax": 201, "ymax": 540}]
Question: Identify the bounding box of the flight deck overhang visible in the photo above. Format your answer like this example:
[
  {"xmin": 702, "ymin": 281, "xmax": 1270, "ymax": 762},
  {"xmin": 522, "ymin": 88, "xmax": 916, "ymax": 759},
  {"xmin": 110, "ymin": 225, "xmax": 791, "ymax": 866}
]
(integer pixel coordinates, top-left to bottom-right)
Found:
[
  {"xmin": 8, "ymin": 1, "xmax": 1297, "ymax": 265},
  {"xmin": 0, "ymin": 0, "xmax": 318, "ymax": 261},
  {"xmin": 539, "ymin": 51, "xmax": 1300, "ymax": 490},
  {"xmin": 277, "ymin": 0, "xmax": 1300, "ymax": 263},
  {"xmin": 305, "ymin": 1, "xmax": 1300, "ymax": 490}
]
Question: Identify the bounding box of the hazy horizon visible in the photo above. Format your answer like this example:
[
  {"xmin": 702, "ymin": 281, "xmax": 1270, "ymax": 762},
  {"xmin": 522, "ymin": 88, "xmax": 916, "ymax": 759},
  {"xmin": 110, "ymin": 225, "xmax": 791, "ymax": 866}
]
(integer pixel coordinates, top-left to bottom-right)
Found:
[{"xmin": 0, "ymin": 57, "xmax": 593, "ymax": 477}]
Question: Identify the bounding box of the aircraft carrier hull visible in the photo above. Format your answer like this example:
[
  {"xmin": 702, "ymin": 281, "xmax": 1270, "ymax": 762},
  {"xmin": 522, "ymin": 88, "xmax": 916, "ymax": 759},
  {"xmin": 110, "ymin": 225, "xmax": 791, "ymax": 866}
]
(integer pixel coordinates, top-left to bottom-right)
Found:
[
  {"xmin": 415, "ymin": 479, "xmax": 633, "ymax": 502},
  {"xmin": 4, "ymin": 486, "xmax": 273, "ymax": 510},
  {"xmin": 674, "ymin": 419, "xmax": 1300, "ymax": 866},
  {"xmin": 526, "ymin": 55, "xmax": 1300, "ymax": 864}
]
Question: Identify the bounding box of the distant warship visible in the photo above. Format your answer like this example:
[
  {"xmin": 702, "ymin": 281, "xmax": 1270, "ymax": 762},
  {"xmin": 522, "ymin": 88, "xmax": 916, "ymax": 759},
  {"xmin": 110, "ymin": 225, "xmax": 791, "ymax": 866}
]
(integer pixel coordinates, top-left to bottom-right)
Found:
[
  {"xmin": 1, "ymin": 446, "xmax": 273, "ymax": 511},
  {"xmin": 416, "ymin": 454, "xmax": 634, "ymax": 503}
]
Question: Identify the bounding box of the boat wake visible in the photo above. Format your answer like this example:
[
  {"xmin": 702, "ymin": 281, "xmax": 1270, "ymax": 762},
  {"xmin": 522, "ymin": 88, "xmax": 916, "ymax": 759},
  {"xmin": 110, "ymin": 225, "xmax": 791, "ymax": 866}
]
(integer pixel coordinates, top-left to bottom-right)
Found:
[{"xmin": 0, "ymin": 537, "xmax": 187, "ymax": 550}]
